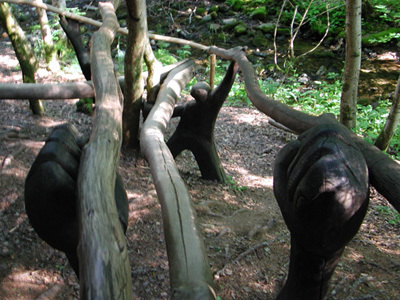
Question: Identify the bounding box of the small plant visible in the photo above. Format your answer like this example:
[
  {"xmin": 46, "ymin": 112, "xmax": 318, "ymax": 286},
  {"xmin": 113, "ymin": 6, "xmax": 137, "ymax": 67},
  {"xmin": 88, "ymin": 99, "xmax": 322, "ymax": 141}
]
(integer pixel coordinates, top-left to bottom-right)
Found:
[
  {"xmin": 227, "ymin": 176, "xmax": 248, "ymax": 192},
  {"xmin": 176, "ymin": 45, "xmax": 191, "ymax": 59},
  {"xmin": 76, "ymin": 98, "xmax": 94, "ymax": 114},
  {"xmin": 376, "ymin": 205, "xmax": 400, "ymax": 226}
]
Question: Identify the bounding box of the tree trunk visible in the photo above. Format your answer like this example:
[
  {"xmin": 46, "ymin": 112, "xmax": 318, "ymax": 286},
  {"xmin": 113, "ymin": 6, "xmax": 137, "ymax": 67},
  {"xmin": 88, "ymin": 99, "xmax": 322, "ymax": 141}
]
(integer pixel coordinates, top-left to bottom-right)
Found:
[
  {"xmin": 0, "ymin": 2, "xmax": 44, "ymax": 115},
  {"xmin": 36, "ymin": 0, "xmax": 60, "ymax": 72},
  {"xmin": 340, "ymin": 0, "xmax": 362, "ymax": 129},
  {"xmin": 122, "ymin": 0, "xmax": 146, "ymax": 148},
  {"xmin": 375, "ymin": 75, "xmax": 400, "ymax": 151},
  {"xmin": 77, "ymin": 2, "xmax": 132, "ymax": 299},
  {"xmin": 141, "ymin": 60, "xmax": 216, "ymax": 300}
]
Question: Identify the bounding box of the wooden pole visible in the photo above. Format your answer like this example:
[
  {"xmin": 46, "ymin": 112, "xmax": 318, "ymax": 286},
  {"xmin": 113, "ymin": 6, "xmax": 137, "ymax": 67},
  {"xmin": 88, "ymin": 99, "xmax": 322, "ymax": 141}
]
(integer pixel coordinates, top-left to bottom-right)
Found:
[{"xmin": 209, "ymin": 54, "xmax": 216, "ymax": 91}]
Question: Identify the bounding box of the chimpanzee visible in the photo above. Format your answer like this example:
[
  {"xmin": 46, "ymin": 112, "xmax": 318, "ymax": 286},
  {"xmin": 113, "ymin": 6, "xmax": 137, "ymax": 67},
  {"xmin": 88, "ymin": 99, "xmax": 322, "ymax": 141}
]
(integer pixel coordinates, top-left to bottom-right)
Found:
[
  {"xmin": 273, "ymin": 123, "xmax": 369, "ymax": 300},
  {"xmin": 24, "ymin": 123, "xmax": 128, "ymax": 277}
]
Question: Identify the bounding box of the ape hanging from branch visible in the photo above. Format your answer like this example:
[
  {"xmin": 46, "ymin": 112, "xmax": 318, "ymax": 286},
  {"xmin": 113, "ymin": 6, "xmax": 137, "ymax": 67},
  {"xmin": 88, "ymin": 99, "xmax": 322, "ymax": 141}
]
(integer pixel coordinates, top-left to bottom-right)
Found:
[
  {"xmin": 273, "ymin": 123, "xmax": 369, "ymax": 300},
  {"xmin": 24, "ymin": 124, "xmax": 128, "ymax": 277},
  {"xmin": 167, "ymin": 61, "xmax": 239, "ymax": 183}
]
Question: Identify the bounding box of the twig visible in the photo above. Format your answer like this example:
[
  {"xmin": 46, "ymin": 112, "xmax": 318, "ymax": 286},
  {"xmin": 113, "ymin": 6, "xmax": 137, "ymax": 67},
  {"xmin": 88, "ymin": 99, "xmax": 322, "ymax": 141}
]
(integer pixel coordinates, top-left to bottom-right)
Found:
[
  {"xmin": 216, "ymin": 234, "xmax": 289, "ymax": 277},
  {"xmin": 34, "ymin": 284, "xmax": 64, "ymax": 300},
  {"xmin": 274, "ymin": 0, "xmax": 287, "ymax": 70},
  {"xmin": 289, "ymin": 5, "xmax": 298, "ymax": 58},
  {"xmin": 1, "ymin": 144, "xmax": 24, "ymax": 171},
  {"xmin": 299, "ymin": 4, "xmax": 331, "ymax": 58}
]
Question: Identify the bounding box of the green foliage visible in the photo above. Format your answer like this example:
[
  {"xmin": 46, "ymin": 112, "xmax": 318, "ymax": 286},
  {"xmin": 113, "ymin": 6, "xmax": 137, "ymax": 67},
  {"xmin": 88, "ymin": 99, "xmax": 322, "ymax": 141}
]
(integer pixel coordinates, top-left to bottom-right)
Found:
[
  {"xmin": 265, "ymin": 75, "xmax": 342, "ymax": 117},
  {"xmin": 154, "ymin": 42, "xmax": 179, "ymax": 65},
  {"xmin": 362, "ymin": 0, "xmax": 400, "ymax": 45},
  {"xmin": 176, "ymin": 45, "xmax": 191, "ymax": 59},
  {"xmin": 291, "ymin": 0, "xmax": 346, "ymax": 37},
  {"xmin": 227, "ymin": 176, "xmax": 248, "ymax": 192},
  {"xmin": 76, "ymin": 98, "xmax": 93, "ymax": 114},
  {"xmin": 376, "ymin": 205, "xmax": 400, "ymax": 226},
  {"xmin": 372, "ymin": 0, "xmax": 400, "ymax": 25},
  {"xmin": 356, "ymin": 100, "xmax": 400, "ymax": 160},
  {"xmin": 362, "ymin": 28, "xmax": 400, "ymax": 46}
]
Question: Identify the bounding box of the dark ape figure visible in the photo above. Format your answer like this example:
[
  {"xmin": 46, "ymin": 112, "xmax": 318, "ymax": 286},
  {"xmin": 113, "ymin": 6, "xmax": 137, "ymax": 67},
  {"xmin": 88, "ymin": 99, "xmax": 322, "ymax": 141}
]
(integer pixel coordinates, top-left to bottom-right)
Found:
[
  {"xmin": 24, "ymin": 124, "xmax": 128, "ymax": 277},
  {"xmin": 273, "ymin": 123, "xmax": 369, "ymax": 300},
  {"xmin": 167, "ymin": 61, "xmax": 239, "ymax": 182}
]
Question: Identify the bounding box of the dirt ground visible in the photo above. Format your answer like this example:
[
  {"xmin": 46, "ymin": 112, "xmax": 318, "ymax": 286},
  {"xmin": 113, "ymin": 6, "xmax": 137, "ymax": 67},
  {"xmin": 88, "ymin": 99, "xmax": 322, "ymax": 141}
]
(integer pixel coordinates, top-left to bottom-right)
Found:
[{"xmin": 1, "ymin": 34, "xmax": 400, "ymax": 300}]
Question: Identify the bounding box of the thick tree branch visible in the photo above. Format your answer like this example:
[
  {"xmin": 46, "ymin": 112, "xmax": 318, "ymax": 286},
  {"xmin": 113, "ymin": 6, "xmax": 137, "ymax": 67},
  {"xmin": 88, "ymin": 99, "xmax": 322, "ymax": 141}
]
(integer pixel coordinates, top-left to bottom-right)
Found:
[
  {"xmin": 140, "ymin": 60, "xmax": 216, "ymax": 300},
  {"xmin": 0, "ymin": 82, "xmax": 94, "ymax": 99},
  {"xmin": 76, "ymin": 2, "xmax": 132, "ymax": 299},
  {"xmin": 0, "ymin": 61, "xmax": 189, "ymax": 100}
]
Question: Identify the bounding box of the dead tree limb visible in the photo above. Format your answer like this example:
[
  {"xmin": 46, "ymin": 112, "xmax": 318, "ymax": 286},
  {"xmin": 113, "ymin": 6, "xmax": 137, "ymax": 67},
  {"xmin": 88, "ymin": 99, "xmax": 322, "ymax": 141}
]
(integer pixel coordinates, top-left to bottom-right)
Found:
[
  {"xmin": 0, "ymin": 82, "xmax": 94, "ymax": 99},
  {"xmin": 208, "ymin": 46, "xmax": 400, "ymax": 213},
  {"xmin": 0, "ymin": 60, "xmax": 189, "ymax": 100},
  {"xmin": 76, "ymin": 2, "xmax": 132, "ymax": 300},
  {"xmin": 140, "ymin": 60, "xmax": 216, "ymax": 300}
]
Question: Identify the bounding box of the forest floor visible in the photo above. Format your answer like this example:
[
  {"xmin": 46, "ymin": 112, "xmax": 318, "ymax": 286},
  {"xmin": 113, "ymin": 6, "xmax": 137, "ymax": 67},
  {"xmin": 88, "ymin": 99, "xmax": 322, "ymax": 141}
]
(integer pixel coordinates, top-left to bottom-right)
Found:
[{"xmin": 1, "ymin": 2, "xmax": 400, "ymax": 300}]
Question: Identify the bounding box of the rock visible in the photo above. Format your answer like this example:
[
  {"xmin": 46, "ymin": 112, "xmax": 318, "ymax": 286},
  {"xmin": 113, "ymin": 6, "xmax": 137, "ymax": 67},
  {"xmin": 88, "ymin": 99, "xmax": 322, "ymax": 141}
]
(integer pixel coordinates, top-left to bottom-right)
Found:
[
  {"xmin": 316, "ymin": 65, "xmax": 327, "ymax": 77},
  {"xmin": 258, "ymin": 23, "xmax": 275, "ymax": 34},
  {"xmin": 253, "ymin": 32, "xmax": 268, "ymax": 48},
  {"xmin": 196, "ymin": 7, "xmax": 206, "ymax": 16},
  {"xmin": 222, "ymin": 18, "xmax": 237, "ymax": 25},
  {"xmin": 250, "ymin": 7, "xmax": 267, "ymax": 21},
  {"xmin": 298, "ymin": 73, "xmax": 309, "ymax": 85},
  {"xmin": 210, "ymin": 11, "xmax": 218, "ymax": 19},
  {"xmin": 222, "ymin": 19, "xmax": 241, "ymax": 31},
  {"xmin": 231, "ymin": 0, "xmax": 244, "ymax": 11},
  {"xmin": 202, "ymin": 14, "xmax": 212, "ymax": 22},
  {"xmin": 209, "ymin": 5, "xmax": 219, "ymax": 13},
  {"xmin": 210, "ymin": 23, "xmax": 221, "ymax": 32},
  {"xmin": 234, "ymin": 23, "xmax": 247, "ymax": 36}
]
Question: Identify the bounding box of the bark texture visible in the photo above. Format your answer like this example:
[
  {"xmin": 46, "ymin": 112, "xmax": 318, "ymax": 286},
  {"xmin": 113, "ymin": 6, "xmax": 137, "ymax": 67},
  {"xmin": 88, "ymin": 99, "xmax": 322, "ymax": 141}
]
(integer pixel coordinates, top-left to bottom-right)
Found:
[
  {"xmin": 36, "ymin": 0, "xmax": 60, "ymax": 72},
  {"xmin": 340, "ymin": 0, "xmax": 362, "ymax": 128},
  {"xmin": 375, "ymin": 75, "xmax": 400, "ymax": 151},
  {"xmin": 77, "ymin": 2, "xmax": 132, "ymax": 299},
  {"xmin": 0, "ymin": 82, "xmax": 94, "ymax": 99},
  {"xmin": 122, "ymin": 0, "xmax": 146, "ymax": 148},
  {"xmin": 0, "ymin": 2, "xmax": 44, "ymax": 115}
]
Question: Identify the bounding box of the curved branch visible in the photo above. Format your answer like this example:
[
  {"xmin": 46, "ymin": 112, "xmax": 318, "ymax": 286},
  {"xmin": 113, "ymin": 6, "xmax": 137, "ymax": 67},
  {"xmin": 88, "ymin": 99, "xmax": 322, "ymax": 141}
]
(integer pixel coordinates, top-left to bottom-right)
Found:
[
  {"xmin": 208, "ymin": 46, "xmax": 400, "ymax": 213},
  {"xmin": 140, "ymin": 60, "xmax": 216, "ymax": 300}
]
